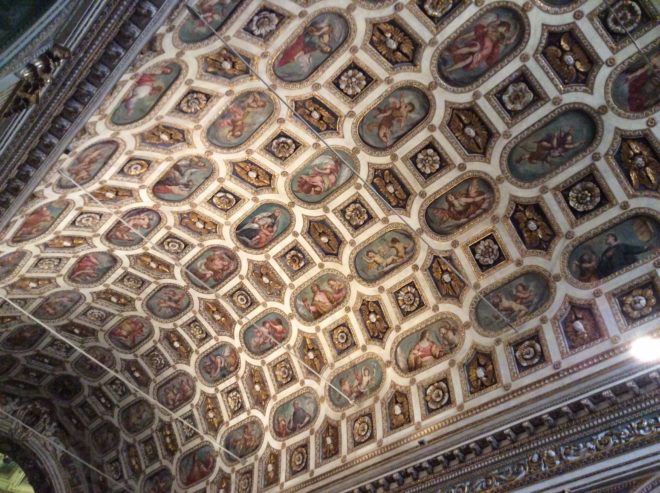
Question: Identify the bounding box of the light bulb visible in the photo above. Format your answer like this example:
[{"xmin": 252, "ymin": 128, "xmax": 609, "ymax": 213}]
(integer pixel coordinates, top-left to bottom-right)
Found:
[{"xmin": 630, "ymin": 336, "xmax": 660, "ymax": 362}]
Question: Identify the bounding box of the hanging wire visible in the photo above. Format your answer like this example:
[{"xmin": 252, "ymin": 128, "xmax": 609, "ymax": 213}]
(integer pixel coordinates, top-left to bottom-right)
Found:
[
  {"xmin": 603, "ymin": 0, "xmax": 653, "ymax": 66},
  {"xmin": 57, "ymin": 168, "xmax": 356, "ymax": 405},
  {"xmin": 185, "ymin": 3, "xmax": 519, "ymax": 334},
  {"xmin": 0, "ymin": 294, "xmax": 243, "ymax": 465},
  {"xmin": 0, "ymin": 406, "xmax": 129, "ymax": 492}
]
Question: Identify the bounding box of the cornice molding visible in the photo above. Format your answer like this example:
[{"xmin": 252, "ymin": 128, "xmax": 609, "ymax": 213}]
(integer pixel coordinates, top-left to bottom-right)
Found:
[{"xmin": 0, "ymin": 0, "xmax": 178, "ymax": 229}]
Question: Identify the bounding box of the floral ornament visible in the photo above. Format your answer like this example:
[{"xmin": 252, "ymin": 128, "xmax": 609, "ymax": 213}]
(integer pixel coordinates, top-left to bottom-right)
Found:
[
  {"xmin": 606, "ymin": 0, "xmax": 642, "ymax": 34},
  {"xmin": 237, "ymin": 471, "xmax": 251, "ymax": 493},
  {"xmin": 203, "ymin": 48, "xmax": 249, "ymax": 79},
  {"xmin": 369, "ymin": 20, "xmax": 418, "ymax": 67},
  {"xmin": 372, "ymin": 168, "xmax": 410, "ymax": 208},
  {"xmin": 178, "ymin": 219, "xmax": 226, "ymax": 252},
  {"xmin": 290, "ymin": 445, "xmax": 308, "ymax": 474},
  {"xmin": 246, "ymin": 10, "xmax": 280, "ymax": 39},
  {"xmin": 331, "ymin": 324, "xmax": 354, "ymax": 353},
  {"xmin": 232, "ymin": 160, "xmax": 273, "ymax": 190},
  {"xmin": 430, "ymin": 256, "xmax": 465, "ymax": 300},
  {"xmin": 250, "ymin": 263, "xmax": 285, "ymax": 298},
  {"xmin": 422, "ymin": 0, "xmax": 452, "ymax": 18},
  {"xmin": 160, "ymin": 236, "xmax": 187, "ymax": 255},
  {"xmin": 414, "ymin": 147, "xmax": 442, "ymax": 176},
  {"xmin": 543, "ymin": 32, "xmax": 593, "ymax": 85},
  {"xmin": 343, "ymin": 202, "xmax": 369, "ymax": 228},
  {"xmin": 338, "ymin": 68, "xmax": 368, "ymax": 97},
  {"xmin": 224, "ymin": 387, "xmax": 243, "ymax": 415},
  {"xmin": 122, "ymin": 158, "xmax": 150, "ymax": 176},
  {"xmin": 424, "ymin": 379, "xmax": 450, "ymax": 411},
  {"xmin": 285, "ymin": 248, "xmax": 307, "ymax": 271},
  {"xmin": 619, "ymin": 137, "xmax": 659, "ymax": 192},
  {"xmin": 568, "ymin": 181, "xmax": 601, "ymax": 212},
  {"xmin": 359, "ymin": 299, "xmax": 390, "ymax": 341},
  {"xmin": 352, "ymin": 415, "xmax": 373, "ymax": 443},
  {"xmin": 74, "ymin": 212, "xmax": 102, "ymax": 229},
  {"xmin": 120, "ymin": 274, "xmax": 145, "ymax": 291},
  {"xmin": 146, "ymin": 350, "xmax": 168, "ymax": 373},
  {"xmin": 512, "ymin": 204, "xmax": 555, "ymax": 250},
  {"xmin": 177, "ymin": 91, "xmax": 210, "ymax": 114},
  {"xmin": 466, "ymin": 352, "xmax": 496, "ymax": 393},
  {"xmin": 473, "ymin": 238, "xmax": 500, "ymax": 266},
  {"xmin": 395, "ymin": 283, "xmax": 423, "ymax": 315},
  {"xmin": 34, "ymin": 258, "xmax": 62, "ymax": 271},
  {"xmin": 229, "ymin": 287, "xmax": 254, "ymax": 312},
  {"xmin": 514, "ymin": 339, "xmax": 543, "ymax": 368},
  {"xmin": 294, "ymin": 97, "xmax": 339, "ymax": 134},
  {"xmin": 447, "ymin": 107, "xmax": 491, "ymax": 156},
  {"xmin": 140, "ymin": 124, "xmax": 185, "ymax": 147},
  {"xmin": 622, "ymin": 287, "xmax": 656, "ymax": 319},
  {"xmin": 210, "ymin": 189, "xmax": 239, "ymax": 211},
  {"xmin": 84, "ymin": 308, "xmax": 108, "ymax": 323},
  {"xmin": 273, "ymin": 359, "xmax": 294, "ymax": 387},
  {"xmin": 307, "ymin": 219, "xmax": 342, "ymax": 257},
  {"xmin": 268, "ymin": 135, "xmax": 297, "ymax": 159},
  {"xmin": 501, "ymin": 82, "xmax": 534, "ymax": 113}
]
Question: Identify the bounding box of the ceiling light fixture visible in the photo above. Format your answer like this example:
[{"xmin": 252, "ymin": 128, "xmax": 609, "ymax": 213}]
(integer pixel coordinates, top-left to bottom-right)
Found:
[{"xmin": 630, "ymin": 336, "xmax": 660, "ymax": 362}]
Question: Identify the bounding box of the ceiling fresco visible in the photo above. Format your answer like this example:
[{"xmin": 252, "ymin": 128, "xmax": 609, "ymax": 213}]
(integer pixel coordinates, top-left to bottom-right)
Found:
[{"xmin": 0, "ymin": 0, "xmax": 658, "ymax": 491}]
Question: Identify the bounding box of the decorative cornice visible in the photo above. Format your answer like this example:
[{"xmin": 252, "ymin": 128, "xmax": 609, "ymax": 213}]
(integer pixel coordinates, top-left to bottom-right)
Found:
[
  {"xmin": 0, "ymin": 0, "xmax": 177, "ymax": 227},
  {"xmin": 344, "ymin": 368, "xmax": 660, "ymax": 493}
]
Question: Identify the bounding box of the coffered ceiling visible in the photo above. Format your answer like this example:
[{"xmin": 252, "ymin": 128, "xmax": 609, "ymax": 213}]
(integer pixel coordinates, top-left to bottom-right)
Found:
[{"xmin": 0, "ymin": 0, "xmax": 658, "ymax": 492}]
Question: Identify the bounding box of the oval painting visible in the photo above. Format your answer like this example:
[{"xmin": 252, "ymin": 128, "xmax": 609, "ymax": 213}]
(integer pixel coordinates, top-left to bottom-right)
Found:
[
  {"xmin": 107, "ymin": 316, "xmax": 153, "ymax": 352},
  {"xmin": 73, "ymin": 346, "xmax": 115, "ymax": 381},
  {"xmin": 394, "ymin": 316, "xmax": 462, "ymax": 374},
  {"xmin": 611, "ymin": 44, "xmax": 660, "ymax": 115},
  {"xmin": 66, "ymin": 252, "xmax": 118, "ymax": 285},
  {"xmin": 152, "ymin": 156, "xmax": 213, "ymax": 202},
  {"xmin": 0, "ymin": 251, "xmax": 28, "ymax": 279},
  {"xmin": 424, "ymin": 176, "xmax": 495, "ymax": 237},
  {"xmin": 178, "ymin": 444, "xmax": 216, "ymax": 487},
  {"xmin": 33, "ymin": 290, "xmax": 83, "ymax": 320},
  {"xmin": 143, "ymin": 468, "xmax": 173, "ymax": 493},
  {"xmin": 506, "ymin": 108, "xmax": 598, "ymax": 185},
  {"xmin": 57, "ymin": 141, "xmax": 118, "ymax": 188},
  {"xmin": 12, "ymin": 200, "xmax": 69, "ymax": 243},
  {"xmin": 111, "ymin": 62, "xmax": 181, "ymax": 125},
  {"xmin": 156, "ymin": 371, "xmax": 196, "ymax": 411},
  {"xmin": 358, "ymin": 86, "xmax": 430, "ymax": 150},
  {"xmin": 185, "ymin": 246, "xmax": 239, "ymax": 290},
  {"xmin": 207, "ymin": 91, "xmax": 275, "ymax": 149},
  {"xmin": 145, "ymin": 285, "xmax": 191, "ymax": 321},
  {"xmin": 241, "ymin": 311, "xmax": 291, "ymax": 357},
  {"xmin": 104, "ymin": 208, "xmax": 161, "ymax": 248},
  {"xmin": 91, "ymin": 422, "xmax": 119, "ymax": 455},
  {"xmin": 120, "ymin": 399, "xmax": 155, "ymax": 435},
  {"xmin": 354, "ymin": 228, "xmax": 417, "ymax": 283},
  {"xmin": 293, "ymin": 271, "xmax": 349, "ymax": 323},
  {"xmin": 329, "ymin": 357, "xmax": 383, "ymax": 409},
  {"xmin": 179, "ymin": 0, "xmax": 244, "ymax": 44},
  {"xmin": 435, "ymin": 6, "xmax": 526, "ymax": 88},
  {"xmin": 567, "ymin": 214, "xmax": 660, "ymax": 284},
  {"xmin": 271, "ymin": 390, "xmax": 319, "ymax": 440},
  {"xmin": 0, "ymin": 325, "xmax": 46, "ymax": 351},
  {"xmin": 273, "ymin": 12, "xmax": 350, "ymax": 82},
  {"xmin": 290, "ymin": 149, "xmax": 355, "ymax": 204},
  {"xmin": 234, "ymin": 202, "xmax": 291, "ymax": 250},
  {"xmin": 221, "ymin": 418, "xmax": 264, "ymax": 463},
  {"xmin": 197, "ymin": 343, "xmax": 239, "ymax": 385},
  {"xmin": 473, "ymin": 270, "xmax": 553, "ymax": 333}
]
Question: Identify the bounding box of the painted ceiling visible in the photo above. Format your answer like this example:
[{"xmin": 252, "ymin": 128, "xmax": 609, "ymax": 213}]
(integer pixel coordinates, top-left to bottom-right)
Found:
[{"xmin": 0, "ymin": 0, "xmax": 658, "ymax": 491}]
